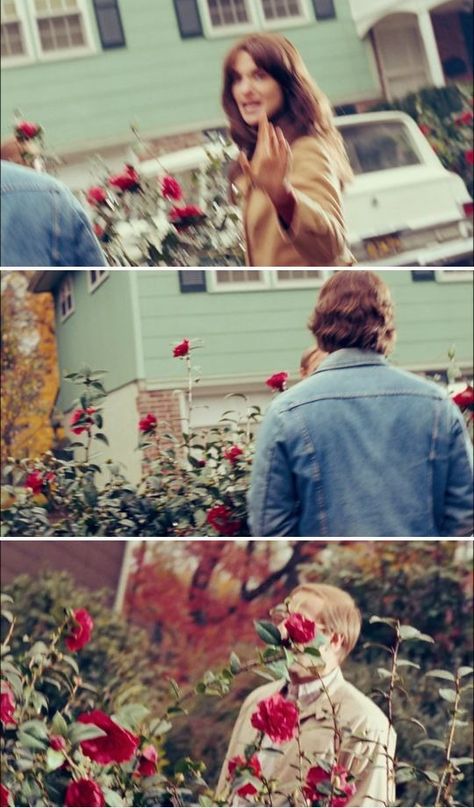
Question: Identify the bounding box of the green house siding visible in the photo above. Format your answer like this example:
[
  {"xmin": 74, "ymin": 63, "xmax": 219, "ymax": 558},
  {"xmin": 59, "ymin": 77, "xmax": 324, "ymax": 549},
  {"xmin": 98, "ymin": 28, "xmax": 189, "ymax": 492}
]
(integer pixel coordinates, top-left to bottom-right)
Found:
[
  {"xmin": 135, "ymin": 270, "xmax": 474, "ymax": 383},
  {"xmin": 1, "ymin": 1, "xmax": 377, "ymax": 153},
  {"xmin": 55, "ymin": 271, "xmax": 139, "ymax": 411}
]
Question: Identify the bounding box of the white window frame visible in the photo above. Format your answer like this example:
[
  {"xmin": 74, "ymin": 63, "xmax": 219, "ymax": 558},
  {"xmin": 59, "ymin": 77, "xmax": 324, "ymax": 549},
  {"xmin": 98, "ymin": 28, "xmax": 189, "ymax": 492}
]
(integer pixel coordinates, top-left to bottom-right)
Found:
[
  {"xmin": 1, "ymin": 0, "xmax": 35, "ymax": 67},
  {"xmin": 209, "ymin": 269, "xmax": 331, "ymax": 292},
  {"xmin": 58, "ymin": 273, "xmax": 75, "ymax": 322},
  {"xmin": 198, "ymin": 0, "xmax": 312, "ymax": 39},
  {"xmin": 19, "ymin": 0, "xmax": 96, "ymax": 64},
  {"xmin": 87, "ymin": 268, "xmax": 109, "ymax": 293},
  {"xmin": 435, "ymin": 270, "xmax": 473, "ymax": 283}
]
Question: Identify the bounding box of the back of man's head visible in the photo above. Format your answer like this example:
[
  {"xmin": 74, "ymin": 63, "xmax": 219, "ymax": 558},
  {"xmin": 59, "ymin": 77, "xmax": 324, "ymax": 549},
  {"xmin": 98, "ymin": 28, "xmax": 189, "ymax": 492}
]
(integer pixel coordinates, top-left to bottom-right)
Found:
[{"xmin": 308, "ymin": 270, "xmax": 396, "ymax": 356}]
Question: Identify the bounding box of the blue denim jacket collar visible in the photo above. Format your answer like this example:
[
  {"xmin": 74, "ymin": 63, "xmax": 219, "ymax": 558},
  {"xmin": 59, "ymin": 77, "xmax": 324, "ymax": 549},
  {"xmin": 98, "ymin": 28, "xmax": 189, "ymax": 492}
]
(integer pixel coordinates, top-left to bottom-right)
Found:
[{"xmin": 315, "ymin": 348, "xmax": 389, "ymax": 374}]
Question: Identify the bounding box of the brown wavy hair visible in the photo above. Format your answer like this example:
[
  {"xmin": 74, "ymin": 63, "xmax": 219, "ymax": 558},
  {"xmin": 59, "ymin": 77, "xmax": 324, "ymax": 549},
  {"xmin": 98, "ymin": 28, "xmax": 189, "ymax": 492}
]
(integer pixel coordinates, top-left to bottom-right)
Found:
[
  {"xmin": 308, "ymin": 271, "xmax": 396, "ymax": 355},
  {"xmin": 222, "ymin": 33, "xmax": 353, "ymax": 187}
]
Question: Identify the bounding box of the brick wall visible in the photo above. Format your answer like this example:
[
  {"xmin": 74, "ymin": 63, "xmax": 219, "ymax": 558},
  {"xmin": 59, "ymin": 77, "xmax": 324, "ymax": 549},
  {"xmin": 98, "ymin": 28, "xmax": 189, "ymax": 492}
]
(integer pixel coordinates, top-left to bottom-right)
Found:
[{"xmin": 137, "ymin": 388, "xmax": 184, "ymax": 466}]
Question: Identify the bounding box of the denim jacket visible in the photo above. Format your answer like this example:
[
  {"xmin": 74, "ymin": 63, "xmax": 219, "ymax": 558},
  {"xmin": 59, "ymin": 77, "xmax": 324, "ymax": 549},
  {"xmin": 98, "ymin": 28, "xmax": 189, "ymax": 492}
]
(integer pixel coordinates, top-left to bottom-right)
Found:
[
  {"xmin": 248, "ymin": 348, "xmax": 473, "ymax": 537},
  {"xmin": 1, "ymin": 161, "xmax": 106, "ymax": 267}
]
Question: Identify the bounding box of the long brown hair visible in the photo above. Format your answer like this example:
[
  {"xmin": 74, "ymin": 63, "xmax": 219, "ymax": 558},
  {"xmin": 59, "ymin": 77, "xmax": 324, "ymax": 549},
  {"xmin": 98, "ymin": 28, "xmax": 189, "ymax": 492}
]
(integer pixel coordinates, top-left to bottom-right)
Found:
[{"xmin": 222, "ymin": 33, "xmax": 352, "ymax": 186}]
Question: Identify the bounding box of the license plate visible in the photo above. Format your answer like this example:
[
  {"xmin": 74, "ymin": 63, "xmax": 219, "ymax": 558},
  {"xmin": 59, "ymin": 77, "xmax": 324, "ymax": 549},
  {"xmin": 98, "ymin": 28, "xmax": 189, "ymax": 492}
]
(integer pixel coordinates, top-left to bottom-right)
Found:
[{"xmin": 364, "ymin": 234, "xmax": 402, "ymax": 260}]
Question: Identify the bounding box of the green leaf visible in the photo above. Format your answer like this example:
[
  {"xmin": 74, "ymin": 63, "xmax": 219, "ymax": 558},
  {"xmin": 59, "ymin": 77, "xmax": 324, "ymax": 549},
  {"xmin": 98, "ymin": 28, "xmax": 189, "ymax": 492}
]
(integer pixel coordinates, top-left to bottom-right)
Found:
[
  {"xmin": 230, "ymin": 652, "xmax": 241, "ymax": 674},
  {"xmin": 149, "ymin": 718, "xmax": 172, "ymax": 736},
  {"xmin": 254, "ymin": 620, "xmax": 282, "ymax": 646},
  {"xmin": 61, "ymin": 655, "xmax": 79, "ymax": 675},
  {"xmin": 439, "ymin": 688, "xmax": 457, "ymax": 703},
  {"xmin": 103, "ymin": 788, "xmax": 125, "ymax": 807},
  {"xmin": 46, "ymin": 748, "xmax": 65, "ymax": 772},
  {"xmin": 377, "ymin": 668, "xmax": 392, "ymax": 679},
  {"xmin": 51, "ymin": 712, "xmax": 68, "ymax": 736},
  {"xmin": 458, "ymin": 666, "xmax": 473, "ymax": 678},
  {"xmin": 94, "ymin": 433, "xmax": 109, "ymax": 446},
  {"xmin": 426, "ymin": 669, "xmax": 456, "ymax": 682},
  {"xmin": 415, "ymin": 739, "xmax": 445, "ymax": 750},
  {"xmin": 451, "ymin": 757, "xmax": 474, "ymax": 767},
  {"xmin": 18, "ymin": 730, "xmax": 48, "ymax": 751},
  {"xmin": 304, "ymin": 646, "xmax": 322, "ymax": 658},
  {"xmin": 420, "ymin": 770, "xmax": 440, "ymax": 784},
  {"xmin": 20, "ymin": 720, "xmax": 49, "ymax": 740},
  {"xmin": 394, "ymin": 717, "xmax": 427, "ymax": 734},
  {"xmin": 396, "ymin": 768, "xmax": 416, "ymax": 784},
  {"xmin": 369, "ymin": 616, "xmax": 397, "ymax": 627},
  {"xmin": 68, "ymin": 722, "xmax": 107, "ymax": 745},
  {"xmin": 266, "ymin": 661, "xmax": 290, "ymax": 681},
  {"xmin": 396, "ymin": 659, "xmax": 421, "ymax": 670},
  {"xmin": 113, "ymin": 703, "xmax": 150, "ymax": 732},
  {"xmin": 399, "ymin": 625, "xmax": 433, "ymax": 643}
]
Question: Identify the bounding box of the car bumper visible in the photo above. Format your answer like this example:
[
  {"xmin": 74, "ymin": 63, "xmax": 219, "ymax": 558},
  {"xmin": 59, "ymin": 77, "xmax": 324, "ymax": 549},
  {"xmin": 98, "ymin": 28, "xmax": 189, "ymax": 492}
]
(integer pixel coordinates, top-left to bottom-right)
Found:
[{"xmin": 362, "ymin": 236, "xmax": 473, "ymax": 267}]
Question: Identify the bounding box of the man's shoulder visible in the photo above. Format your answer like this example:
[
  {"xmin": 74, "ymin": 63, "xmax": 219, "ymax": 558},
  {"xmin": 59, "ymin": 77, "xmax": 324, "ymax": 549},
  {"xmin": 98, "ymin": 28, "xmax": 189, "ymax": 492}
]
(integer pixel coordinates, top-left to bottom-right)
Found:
[
  {"xmin": 1, "ymin": 161, "xmax": 71, "ymax": 198},
  {"xmin": 335, "ymin": 678, "xmax": 390, "ymax": 734},
  {"xmin": 239, "ymin": 679, "xmax": 283, "ymax": 713}
]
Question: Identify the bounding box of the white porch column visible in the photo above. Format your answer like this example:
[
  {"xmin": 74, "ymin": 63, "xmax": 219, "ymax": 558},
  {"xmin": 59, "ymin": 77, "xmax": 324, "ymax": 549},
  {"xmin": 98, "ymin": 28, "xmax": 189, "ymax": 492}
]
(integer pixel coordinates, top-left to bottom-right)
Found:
[{"xmin": 417, "ymin": 8, "xmax": 445, "ymax": 87}]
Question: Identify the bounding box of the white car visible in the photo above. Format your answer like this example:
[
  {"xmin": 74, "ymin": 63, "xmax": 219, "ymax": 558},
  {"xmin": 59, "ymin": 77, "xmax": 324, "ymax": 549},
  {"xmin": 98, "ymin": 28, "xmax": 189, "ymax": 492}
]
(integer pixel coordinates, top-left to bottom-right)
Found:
[{"xmin": 140, "ymin": 110, "xmax": 473, "ymax": 267}]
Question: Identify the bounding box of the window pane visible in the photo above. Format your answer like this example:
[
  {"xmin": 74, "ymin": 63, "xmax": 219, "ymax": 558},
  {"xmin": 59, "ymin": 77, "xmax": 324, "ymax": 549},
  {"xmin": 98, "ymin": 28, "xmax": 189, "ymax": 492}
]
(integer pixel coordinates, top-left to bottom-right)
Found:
[
  {"xmin": 207, "ymin": 0, "xmax": 249, "ymax": 27},
  {"xmin": 261, "ymin": 0, "xmax": 302, "ymax": 19},
  {"xmin": 1, "ymin": 21, "xmax": 25, "ymax": 56},
  {"xmin": 340, "ymin": 122, "xmax": 421, "ymax": 175},
  {"xmin": 216, "ymin": 269, "xmax": 261, "ymax": 283},
  {"xmin": 37, "ymin": 13, "xmax": 85, "ymax": 51}
]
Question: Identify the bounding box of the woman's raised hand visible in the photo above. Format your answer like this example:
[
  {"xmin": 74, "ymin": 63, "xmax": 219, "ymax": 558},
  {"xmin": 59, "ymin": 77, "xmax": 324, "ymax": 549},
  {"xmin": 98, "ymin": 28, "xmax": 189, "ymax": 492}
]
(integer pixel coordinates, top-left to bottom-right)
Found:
[{"xmin": 239, "ymin": 112, "xmax": 292, "ymax": 206}]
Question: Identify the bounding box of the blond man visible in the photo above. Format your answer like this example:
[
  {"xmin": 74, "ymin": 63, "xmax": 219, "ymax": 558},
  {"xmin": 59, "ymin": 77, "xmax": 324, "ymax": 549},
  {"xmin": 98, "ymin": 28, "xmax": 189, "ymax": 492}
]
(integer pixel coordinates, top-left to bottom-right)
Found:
[{"xmin": 217, "ymin": 583, "xmax": 396, "ymax": 807}]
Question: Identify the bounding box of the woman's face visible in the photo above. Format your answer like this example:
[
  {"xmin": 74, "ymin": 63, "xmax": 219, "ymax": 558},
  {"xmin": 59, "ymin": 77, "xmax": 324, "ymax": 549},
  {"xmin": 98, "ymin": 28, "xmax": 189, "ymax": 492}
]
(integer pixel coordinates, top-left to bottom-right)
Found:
[{"xmin": 231, "ymin": 50, "xmax": 284, "ymax": 126}]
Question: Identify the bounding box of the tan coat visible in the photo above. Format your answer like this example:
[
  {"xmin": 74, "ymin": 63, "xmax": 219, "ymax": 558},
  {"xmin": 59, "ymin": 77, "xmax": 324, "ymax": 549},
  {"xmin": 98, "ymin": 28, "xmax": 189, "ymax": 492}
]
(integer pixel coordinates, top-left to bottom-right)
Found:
[
  {"xmin": 217, "ymin": 669, "xmax": 396, "ymax": 807},
  {"xmin": 237, "ymin": 136, "xmax": 354, "ymax": 267}
]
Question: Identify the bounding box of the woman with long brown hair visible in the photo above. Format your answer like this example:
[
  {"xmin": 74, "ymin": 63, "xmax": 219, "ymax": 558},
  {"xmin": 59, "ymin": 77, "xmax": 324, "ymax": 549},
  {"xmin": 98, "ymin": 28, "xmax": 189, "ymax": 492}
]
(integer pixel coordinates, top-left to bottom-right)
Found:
[{"xmin": 222, "ymin": 33, "xmax": 354, "ymax": 267}]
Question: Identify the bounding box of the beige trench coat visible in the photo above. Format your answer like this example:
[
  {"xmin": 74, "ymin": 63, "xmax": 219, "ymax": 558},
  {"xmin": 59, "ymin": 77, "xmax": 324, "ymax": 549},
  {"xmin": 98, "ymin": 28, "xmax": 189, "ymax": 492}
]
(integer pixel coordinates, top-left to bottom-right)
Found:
[
  {"xmin": 236, "ymin": 136, "xmax": 354, "ymax": 267},
  {"xmin": 217, "ymin": 669, "xmax": 396, "ymax": 807}
]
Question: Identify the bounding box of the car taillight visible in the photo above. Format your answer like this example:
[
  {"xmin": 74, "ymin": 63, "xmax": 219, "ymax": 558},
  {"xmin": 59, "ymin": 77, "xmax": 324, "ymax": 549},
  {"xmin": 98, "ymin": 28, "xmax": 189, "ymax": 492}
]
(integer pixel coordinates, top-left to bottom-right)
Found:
[{"xmin": 463, "ymin": 201, "xmax": 474, "ymax": 219}]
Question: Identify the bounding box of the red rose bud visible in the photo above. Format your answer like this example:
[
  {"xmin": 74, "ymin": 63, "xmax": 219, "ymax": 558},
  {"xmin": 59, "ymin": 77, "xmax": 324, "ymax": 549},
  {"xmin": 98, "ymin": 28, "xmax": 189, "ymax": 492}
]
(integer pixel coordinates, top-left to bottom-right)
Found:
[
  {"xmin": 109, "ymin": 165, "xmax": 140, "ymax": 192},
  {"xmin": 64, "ymin": 778, "xmax": 105, "ymax": 807},
  {"xmin": 236, "ymin": 783, "xmax": 258, "ymax": 799},
  {"xmin": 265, "ymin": 371, "xmax": 288, "ymax": 392},
  {"xmin": 284, "ymin": 612, "xmax": 316, "ymax": 644},
  {"xmin": 161, "ymin": 175, "xmax": 182, "ymax": 201},
  {"xmin": 228, "ymin": 754, "xmax": 262, "ymax": 780},
  {"xmin": 0, "ymin": 784, "xmax": 11, "ymax": 808},
  {"xmin": 87, "ymin": 186, "xmax": 108, "ymax": 206},
  {"xmin": 136, "ymin": 744, "xmax": 159, "ymax": 777},
  {"xmin": 0, "ymin": 682, "xmax": 16, "ymax": 725},
  {"xmin": 455, "ymin": 110, "xmax": 473, "ymax": 126},
  {"xmin": 172, "ymin": 338, "xmax": 190, "ymax": 357},
  {"xmin": 206, "ymin": 504, "xmax": 241, "ymax": 536},
  {"xmin": 250, "ymin": 693, "xmax": 299, "ymax": 744},
  {"xmin": 16, "ymin": 120, "xmax": 40, "ymax": 139},
  {"xmin": 452, "ymin": 385, "xmax": 474, "ymax": 410},
  {"xmin": 24, "ymin": 470, "xmax": 54, "ymax": 495},
  {"xmin": 50, "ymin": 735, "xmax": 66, "ymax": 751},
  {"xmin": 139, "ymin": 413, "xmax": 158, "ymax": 433},
  {"xmin": 78, "ymin": 710, "xmax": 139, "ymax": 764},
  {"xmin": 70, "ymin": 407, "xmax": 97, "ymax": 435},
  {"xmin": 224, "ymin": 445, "xmax": 244, "ymax": 463},
  {"xmin": 169, "ymin": 204, "xmax": 204, "ymax": 221},
  {"xmin": 418, "ymin": 123, "xmax": 431, "ymax": 136},
  {"xmin": 303, "ymin": 766, "xmax": 330, "ymax": 803},
  {"xmin": 465, "ymin": 149, "xmax": 474, "ymax": 165},
  {"xmin": 65, "ymin": 608, "xmax": 94, "ymax": 652}
]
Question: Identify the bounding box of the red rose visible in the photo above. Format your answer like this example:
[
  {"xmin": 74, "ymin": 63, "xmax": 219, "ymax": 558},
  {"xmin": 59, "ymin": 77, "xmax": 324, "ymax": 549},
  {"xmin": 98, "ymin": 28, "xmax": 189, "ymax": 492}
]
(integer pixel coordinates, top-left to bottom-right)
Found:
[
  {"xmin": 465, "ymin": 149, "xmax": 474, "ymax": 165},
  {"xmin": 0, "ymin": 682, "xmax": 16, "ymax": 725},
  {"xmin": 65, "ymin": 608, "xmax": 94, "ymax": 652},
  {"xmin": 236, "ymin": 783, "xmax": 258, "ymax": 799},
  {"xmin": 304, "ymin": 764, "xmax": 356, "ymax": 807},
  {"xmin": 172, "ymin": 338, "xmax": 190, "ymax": 357},
  {"xmin": 70, "ymin": 407, "xmax": 97, "ymax": 435},
  {"xmin": 266, "ymin": 371, "xmax": 288, "ymax": 392},
  {"xmin": 135, "ymin": 744, "xmax": 158, "ymax": 777},
  {"xmin": 228, "ymin": 754, "xmax": 262, "ymax": 780},
  {"xmin": 0, "ymin": 784, "xmax": 11, "ymax": 807},
  {"xmin": 455, "ymin": 110, "xmax": 473, "ymax": 126},
  {"xmin": 24, "ymin": 470, "xmax": 54, "ymax": 495},
  {"xmin": 418, "ymin": 123, "xmax": 431, "ymax": 136},
  {"xmin": 206, "ymin": 504, "xmax": 241, "ymax": 536},
  {"xmin": 64, "ymin": 778, "xmax": 105, "ymax": 807},
  {"xmin": 452, "ymin": 385, "xmax": 474, "ymax": 410},
  {"xmin": 139, "ymin": 413, "xmax": 158, "ymax": 433},
  {"xmin": 50, "ymin": 735, "xmax": 66, "ymax": 751},
  {"xmin": 250, "ymin": 693, "xmax": 299, "ymax": 744},
  {"xmin": 87, "ymin": 186, "xmax": 108, "ymax": 206},
  {"xmin": 169, "ymin": 204, "xmax": 204, "ymax": 221},
  {"xmin": 109, "ymin": 165, "xmax": 140, "ymax": 192},
  {"xmin": 284, "ymin": 612, "xmax": 316, "ymax": 644},
  {"xmin": 78, "ymin": 710, "xmax": 139, "ymax": 764},
  {"xmin": 303, "ymin": 765, "xmax": 329, "ymax": 802},
  {"xmin": 161, "ymin": 175, "xmax": 182, "ymax": 201},
  {"xmin": 16, "ymin": 120, "xmax": 40, "ymax": 139},
  {"xmin": 224, "ymin": 445, "xmax": 243, "ymax": 463}
]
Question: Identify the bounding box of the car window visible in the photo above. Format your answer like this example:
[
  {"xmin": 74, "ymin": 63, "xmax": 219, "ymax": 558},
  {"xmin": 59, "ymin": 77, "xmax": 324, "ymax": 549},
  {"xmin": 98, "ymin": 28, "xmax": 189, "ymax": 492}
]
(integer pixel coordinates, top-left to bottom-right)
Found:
[{"xmin": 339, "ymin": 122, "xmax": 422, "ymax": 174}]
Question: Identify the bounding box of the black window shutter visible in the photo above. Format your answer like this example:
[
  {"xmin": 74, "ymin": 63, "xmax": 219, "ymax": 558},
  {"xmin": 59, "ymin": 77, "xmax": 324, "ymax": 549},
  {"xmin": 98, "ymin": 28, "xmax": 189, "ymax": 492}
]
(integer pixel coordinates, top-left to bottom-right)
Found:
[
  {"xmin": 411, "ymin": 270, "xmax": 435, "ymax": 281},
  {"xmin": 179, "ymin": 270, "xmax": 207, "ymax": 293},
  {"xmin": 312, "ymin": 0, "xmax": 336, "ymax": 21},
  {"xmin": 173, "ymin": 0, "xmax": 203, "ymax": 38},
  {"xmin": 92, "ymin": 0, "xmax": 126, "ymax": 49}
]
